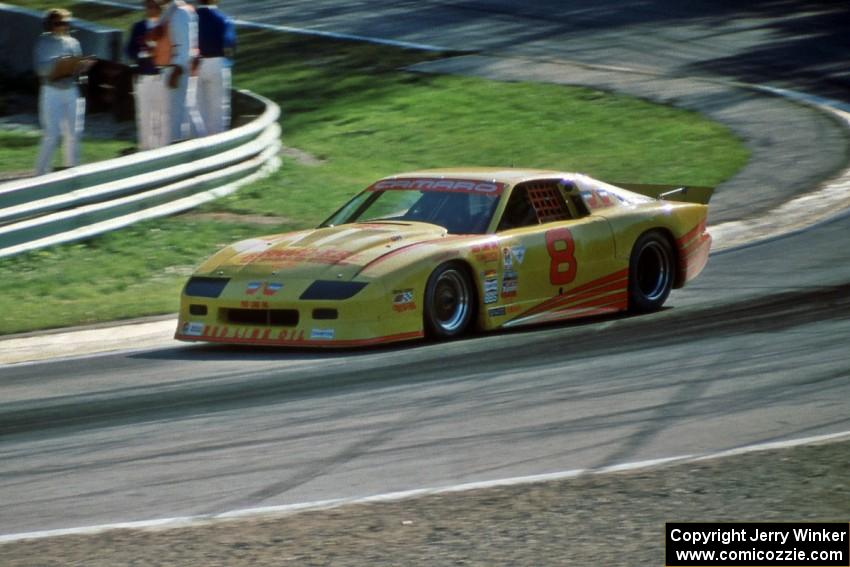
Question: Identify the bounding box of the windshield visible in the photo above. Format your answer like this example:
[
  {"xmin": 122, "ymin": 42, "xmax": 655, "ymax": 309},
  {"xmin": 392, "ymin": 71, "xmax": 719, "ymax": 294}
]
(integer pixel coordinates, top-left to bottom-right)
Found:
[{"xmin": 321, "ymin": 178, "xmax": 505, "ymax": 235}]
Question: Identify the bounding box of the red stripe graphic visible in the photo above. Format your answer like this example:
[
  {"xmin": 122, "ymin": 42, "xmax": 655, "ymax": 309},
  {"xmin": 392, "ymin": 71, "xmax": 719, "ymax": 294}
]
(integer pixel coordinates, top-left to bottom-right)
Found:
[
  {"xmin": 357, "ymin": 241, "xmax": 438, "ymax": 274},
  {"xmin": 676, "ymin": 219, "xmax": 706, "ymax": 247},
  {"xmin": 680, "ymin": 230, "xmax": 710, "ymax": 257},
  {"xmin": 517, "ymin": 268, "xmax": 628, "ymax": 320},
  {"xmin": 357, "ymin": 235, "xmax": 480, "ymax": 275},
  {"xmin": 552, "ymin": 291, "xmax": 629, "ymax": 315},
  {"xmin": 553, "ymin": 280, "xmax": 628, "ymax": 310},
  {"xmin": 533, "ymin": 296, "xmax": 628, "ymax": 325},
  {"xmin": 676, "ymin": 219, "xmax": 711, "ymax": 282}
]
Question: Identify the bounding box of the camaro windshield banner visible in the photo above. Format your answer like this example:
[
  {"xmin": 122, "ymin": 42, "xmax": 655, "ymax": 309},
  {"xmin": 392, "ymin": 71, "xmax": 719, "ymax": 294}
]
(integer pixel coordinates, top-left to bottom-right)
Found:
[
  {"xmin": 666, "ymin": 522, "xmax": 849, "ymax": 567},
  {"xmin": 369, "ymin": 178, "xmax": 505, "ymax": 196}
]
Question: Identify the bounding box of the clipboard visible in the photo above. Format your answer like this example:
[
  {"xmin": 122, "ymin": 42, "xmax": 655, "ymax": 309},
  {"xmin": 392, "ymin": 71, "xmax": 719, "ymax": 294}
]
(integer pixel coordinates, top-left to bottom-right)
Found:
[{"xmin": 49, "ymin": 56, "xmax": 97, "ymax": 81}]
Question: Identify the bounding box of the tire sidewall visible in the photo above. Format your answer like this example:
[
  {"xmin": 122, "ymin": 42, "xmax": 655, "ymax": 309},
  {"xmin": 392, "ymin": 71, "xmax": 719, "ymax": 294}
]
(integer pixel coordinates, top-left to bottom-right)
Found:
[
  {"xmin": 628, "ymin": 231, "xmax": 674, "ymax": 313},
  {"xmin": 423, "ymin": 262, "xmax": 474, "ymax": 339}
]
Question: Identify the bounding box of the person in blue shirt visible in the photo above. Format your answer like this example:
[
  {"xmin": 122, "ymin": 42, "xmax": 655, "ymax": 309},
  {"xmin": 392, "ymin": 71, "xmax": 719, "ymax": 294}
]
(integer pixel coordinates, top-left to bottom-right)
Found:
[
  {"xmin": 195, "ymin": 0, "xmax": 236, "ymax": 135},
  {"xmin": 125, "ymin": 0, "xmax": 168, "ymax": 150}
]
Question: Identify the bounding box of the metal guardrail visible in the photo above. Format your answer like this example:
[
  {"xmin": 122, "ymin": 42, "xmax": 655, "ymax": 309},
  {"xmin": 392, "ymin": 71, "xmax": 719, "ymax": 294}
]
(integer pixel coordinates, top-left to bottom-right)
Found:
[{"xmin": 0, "ymin": 89, "xmax": 281, "ymax": 259}]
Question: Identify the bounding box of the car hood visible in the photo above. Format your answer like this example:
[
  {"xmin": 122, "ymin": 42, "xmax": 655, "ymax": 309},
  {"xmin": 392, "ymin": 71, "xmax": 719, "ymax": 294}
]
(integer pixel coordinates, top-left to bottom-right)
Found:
[{"xmin": 203, "ymin": 222, "xmax": 449, "ymax": 280}]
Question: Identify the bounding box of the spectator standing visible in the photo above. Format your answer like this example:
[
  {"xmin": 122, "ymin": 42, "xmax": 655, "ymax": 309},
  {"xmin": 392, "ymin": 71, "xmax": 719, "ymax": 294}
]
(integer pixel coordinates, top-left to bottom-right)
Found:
[
  {"xmin": 126, "ymin": 0, "xmax": 168, "ymax": 150},
  {"xmin": 33, "ymin": 9, "xmax": 92, "ymax": 175},
  {"xmin": 195, "ymin": 0, "xmax": 236, "ymax": 135},
  {"xmin": 156, "ymin": 0, "xmax": 203, "ymax": 143}
]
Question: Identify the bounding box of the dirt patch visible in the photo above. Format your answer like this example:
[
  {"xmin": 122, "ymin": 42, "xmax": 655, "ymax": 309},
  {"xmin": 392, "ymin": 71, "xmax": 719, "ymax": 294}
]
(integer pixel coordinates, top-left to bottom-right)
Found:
[
  {"xmin": 281, "ymin": 145, "xmax": 326, "ymax": 167},
  {"xmin": 0, "ymin": 172, "xmax": 31, "ymax": 181}
]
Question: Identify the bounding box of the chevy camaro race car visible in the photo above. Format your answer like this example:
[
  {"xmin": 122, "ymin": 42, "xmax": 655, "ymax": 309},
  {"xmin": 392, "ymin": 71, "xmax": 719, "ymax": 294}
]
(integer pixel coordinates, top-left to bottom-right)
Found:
[{"xmin": 175, "ymin": 168, "xmax": 712, "ymax": 347}]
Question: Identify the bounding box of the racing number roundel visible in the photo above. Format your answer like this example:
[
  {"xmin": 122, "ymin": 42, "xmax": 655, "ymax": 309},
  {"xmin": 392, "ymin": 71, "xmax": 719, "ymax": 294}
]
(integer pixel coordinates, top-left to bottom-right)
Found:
[{"xmin": 545, "ymin": 228, "xmax": 577, "ymax": 285}]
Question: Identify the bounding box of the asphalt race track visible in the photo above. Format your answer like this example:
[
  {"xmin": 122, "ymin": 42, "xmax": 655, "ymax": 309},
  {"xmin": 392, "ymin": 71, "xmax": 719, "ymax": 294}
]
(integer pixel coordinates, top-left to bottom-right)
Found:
[
  {"xmin": 1, "ymin": 1, "xmax": 849, "ymax": 537},
  {"xmin": 223, "ymin": 0, "xmax": 850, "ymax": 96}
]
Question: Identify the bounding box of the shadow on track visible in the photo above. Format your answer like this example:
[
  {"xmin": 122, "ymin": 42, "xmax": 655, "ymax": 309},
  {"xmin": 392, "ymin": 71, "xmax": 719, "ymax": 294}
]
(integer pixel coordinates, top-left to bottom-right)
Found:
[{"xmin": 2, "ymin": 281, "xmax": 848, "ymax": 439}]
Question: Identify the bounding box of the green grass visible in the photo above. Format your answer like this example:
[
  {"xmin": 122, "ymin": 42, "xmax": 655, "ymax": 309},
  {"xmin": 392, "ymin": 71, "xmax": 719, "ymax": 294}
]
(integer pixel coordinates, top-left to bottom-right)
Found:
[
  {"xmin": 0, "ymin": 2, "xmax": 750, "ymax": 335},
  {"xmin": 0, "ymin": 219, "xmax": 261, "ymax": 333},
  {"xmin": 0, "ymin": 130, "xmax": 129, "ymax": 174},
  {"xmin": 217, "ymin": 29, "xmax": 746, "ymax": 224}
]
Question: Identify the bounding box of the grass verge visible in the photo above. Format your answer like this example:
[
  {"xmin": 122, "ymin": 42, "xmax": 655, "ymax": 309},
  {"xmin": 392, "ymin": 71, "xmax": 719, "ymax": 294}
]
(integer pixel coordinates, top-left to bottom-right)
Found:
[
  {"xmin": 0, "ymin": 1, "xmax": 749, "ymax": 335},
  {"xmin": 0, "ymin": 130, "xmax": 129, "ymax": 175}
]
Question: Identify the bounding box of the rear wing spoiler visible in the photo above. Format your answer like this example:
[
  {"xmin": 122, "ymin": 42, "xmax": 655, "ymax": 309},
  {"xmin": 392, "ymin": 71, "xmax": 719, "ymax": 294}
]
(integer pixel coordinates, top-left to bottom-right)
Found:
[{"xmin": 615, "ymin": 183, "xmax": 714, "ymax": 205}]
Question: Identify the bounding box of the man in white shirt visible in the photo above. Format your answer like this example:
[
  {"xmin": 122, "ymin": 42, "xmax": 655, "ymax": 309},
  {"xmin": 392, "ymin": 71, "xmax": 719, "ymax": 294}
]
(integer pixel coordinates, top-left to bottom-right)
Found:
[{"xmin": 33, "ymin": 9, "xmax": 93, "ymax": 175}]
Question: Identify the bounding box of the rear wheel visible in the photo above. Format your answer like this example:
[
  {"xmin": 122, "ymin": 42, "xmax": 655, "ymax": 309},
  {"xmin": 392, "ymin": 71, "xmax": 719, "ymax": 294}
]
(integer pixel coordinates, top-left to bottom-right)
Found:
[
  {"xmin": 628, "ymin": 231, "xmax": 674, "ymax": 313},
  {"xmin": 424, "ymin": 263, "xmax": 473, "ymax": 339}
]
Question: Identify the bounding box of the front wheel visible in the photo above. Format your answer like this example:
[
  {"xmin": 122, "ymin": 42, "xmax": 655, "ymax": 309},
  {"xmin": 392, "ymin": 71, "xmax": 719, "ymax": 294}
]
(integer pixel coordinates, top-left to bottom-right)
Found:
[
  {"xmin": 628, "ymin": 231, "xmax": 674, "ymax": 313},
  {"xmin": 423, "ymin": 263, "xmax": 474, "ymax": 339}
]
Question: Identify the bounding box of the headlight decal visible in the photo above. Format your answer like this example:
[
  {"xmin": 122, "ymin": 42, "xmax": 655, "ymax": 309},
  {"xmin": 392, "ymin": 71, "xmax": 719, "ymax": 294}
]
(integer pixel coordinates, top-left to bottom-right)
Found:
[
  {"xmin": 300, "ymin": 280, "xmax": 368, "ymax": 300},
  {"xmin": 184, "ymin": 277, "xmax": 230, "ymax": 298}
]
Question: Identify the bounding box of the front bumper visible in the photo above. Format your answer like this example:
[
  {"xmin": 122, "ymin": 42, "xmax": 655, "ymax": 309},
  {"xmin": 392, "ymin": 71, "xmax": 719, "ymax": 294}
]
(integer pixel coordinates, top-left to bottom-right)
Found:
[
  {"xmin": 174, "ymin": 321, "xmax": 423, "ymax": 348},
  {"xmin": 174, "ymin": 280, "xmax": 424, "ymax": 348}
]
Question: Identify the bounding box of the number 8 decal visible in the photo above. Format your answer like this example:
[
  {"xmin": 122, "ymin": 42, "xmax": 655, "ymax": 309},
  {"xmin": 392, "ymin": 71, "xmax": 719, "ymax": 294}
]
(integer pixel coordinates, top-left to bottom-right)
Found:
[{"xmin": 546, "ymin": 228, "xmax": 577, "ymax": 285}]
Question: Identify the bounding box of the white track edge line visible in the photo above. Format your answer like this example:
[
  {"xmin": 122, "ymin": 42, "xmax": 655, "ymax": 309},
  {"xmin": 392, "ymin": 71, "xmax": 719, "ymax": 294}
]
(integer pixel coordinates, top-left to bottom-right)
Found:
[{"xmin": 2, "ymin": 430, "xmax": 848, "ymax": 545}]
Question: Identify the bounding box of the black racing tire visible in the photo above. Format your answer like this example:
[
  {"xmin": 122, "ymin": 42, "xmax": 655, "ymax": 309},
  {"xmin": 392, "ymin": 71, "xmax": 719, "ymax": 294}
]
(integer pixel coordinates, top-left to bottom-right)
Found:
[
  {"xmin": 628, "ymin": 230, "xmax": 675, "ymax": 313},
  {"xmin": 423, "ymin": 262, "xmax": 474, "ymax": 339}
]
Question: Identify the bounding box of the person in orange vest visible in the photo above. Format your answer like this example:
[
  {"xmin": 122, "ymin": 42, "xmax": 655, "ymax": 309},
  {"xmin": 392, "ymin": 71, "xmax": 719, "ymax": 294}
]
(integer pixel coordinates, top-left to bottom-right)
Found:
[
  {"xmin": 154, "ymin": 0, "xmax": 204, "ymax": 143},
  {"xmin": 126, "ymin": 0, "xmax": 168, "ymax": 150}
]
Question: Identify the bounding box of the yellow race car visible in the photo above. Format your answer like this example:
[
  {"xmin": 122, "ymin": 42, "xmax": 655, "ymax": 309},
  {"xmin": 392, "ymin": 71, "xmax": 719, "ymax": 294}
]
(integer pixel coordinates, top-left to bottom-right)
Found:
[{"xmin": 175, "ymin": 168, "xmax": 712, "ymax": 347}]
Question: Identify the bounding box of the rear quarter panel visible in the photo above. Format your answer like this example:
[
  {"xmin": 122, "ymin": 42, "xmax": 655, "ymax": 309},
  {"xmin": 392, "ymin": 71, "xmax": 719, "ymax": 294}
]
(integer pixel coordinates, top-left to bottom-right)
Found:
[{"xmin": 600, "ymin": 201, "xmax": 711, "ymax": 287}]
